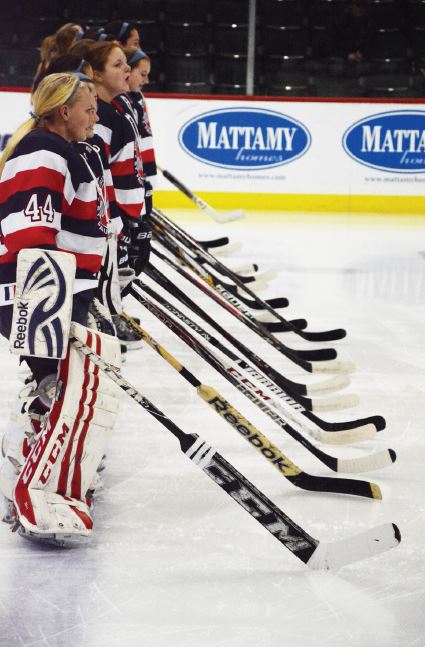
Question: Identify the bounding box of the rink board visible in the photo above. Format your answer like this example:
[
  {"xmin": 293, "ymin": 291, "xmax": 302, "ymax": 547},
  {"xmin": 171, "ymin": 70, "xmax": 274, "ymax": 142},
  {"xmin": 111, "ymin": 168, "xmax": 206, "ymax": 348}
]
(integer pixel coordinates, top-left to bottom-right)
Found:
[{"xmin": 1, "ymin": 89, "xmax": 425, "ymax": 212}]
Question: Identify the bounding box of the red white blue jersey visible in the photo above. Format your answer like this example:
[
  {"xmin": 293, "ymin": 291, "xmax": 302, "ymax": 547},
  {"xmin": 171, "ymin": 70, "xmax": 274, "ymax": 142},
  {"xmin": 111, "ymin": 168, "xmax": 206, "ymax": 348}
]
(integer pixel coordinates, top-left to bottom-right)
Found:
[
  {"xmin": 0, "ymin": 128, "xmax": 110, "ymax": 304},
  {"xmin": 123, "ymin": 92, "xmax": 157, "ymax": 187},
  {"xmin": 94, "ymin": 98, "xmax": 145, "ymax": 223}
]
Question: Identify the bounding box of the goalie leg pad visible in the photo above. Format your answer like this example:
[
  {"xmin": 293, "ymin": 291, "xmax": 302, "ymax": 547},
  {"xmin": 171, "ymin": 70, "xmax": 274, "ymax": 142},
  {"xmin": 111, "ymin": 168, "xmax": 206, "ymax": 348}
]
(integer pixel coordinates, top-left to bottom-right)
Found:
[
  {"xmin": 0, "ymin": 376, "xmax": 49, "ymax": 503},
  {"xmin": 13, "ymin": 323, "xmax": 121, "ymax": 542}
]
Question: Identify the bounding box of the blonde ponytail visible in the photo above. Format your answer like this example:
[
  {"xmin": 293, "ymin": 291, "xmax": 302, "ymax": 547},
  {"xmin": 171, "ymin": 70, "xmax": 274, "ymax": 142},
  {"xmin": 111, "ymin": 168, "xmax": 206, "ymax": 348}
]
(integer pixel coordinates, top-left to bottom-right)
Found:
[{"xmin": 0, "ymin": 73, "xmax": 81, "ymax": 177}]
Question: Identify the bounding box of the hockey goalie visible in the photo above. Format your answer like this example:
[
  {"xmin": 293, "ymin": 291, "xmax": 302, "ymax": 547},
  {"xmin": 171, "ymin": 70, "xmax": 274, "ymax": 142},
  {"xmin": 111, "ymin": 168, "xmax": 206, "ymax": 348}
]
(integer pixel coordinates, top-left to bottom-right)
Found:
[{"xmin": 0, "ymin": 248, "xmax": 121, "ymax": 545}]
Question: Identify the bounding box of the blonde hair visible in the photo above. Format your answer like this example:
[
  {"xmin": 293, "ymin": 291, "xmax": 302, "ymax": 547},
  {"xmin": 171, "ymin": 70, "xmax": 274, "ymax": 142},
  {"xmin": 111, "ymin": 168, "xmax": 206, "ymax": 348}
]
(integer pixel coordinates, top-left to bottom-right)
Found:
[{"xmin": 0, "ymin": 73, "xmax": 83, "ymax": 177}]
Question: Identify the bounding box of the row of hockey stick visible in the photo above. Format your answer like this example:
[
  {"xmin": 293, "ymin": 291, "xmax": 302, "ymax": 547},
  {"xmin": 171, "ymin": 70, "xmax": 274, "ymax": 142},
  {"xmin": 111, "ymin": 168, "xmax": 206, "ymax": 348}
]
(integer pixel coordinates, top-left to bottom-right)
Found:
[
  {"xmin": 139, "ymin": 209, "xmax": 398, "ymax": 486},
  {"xmin": 74, "ymin": 193, "xmax": 400, "ymax": 568},
  {"xmin": 137, "ymin": 267, "xmax": 391, "ymax": 464}
]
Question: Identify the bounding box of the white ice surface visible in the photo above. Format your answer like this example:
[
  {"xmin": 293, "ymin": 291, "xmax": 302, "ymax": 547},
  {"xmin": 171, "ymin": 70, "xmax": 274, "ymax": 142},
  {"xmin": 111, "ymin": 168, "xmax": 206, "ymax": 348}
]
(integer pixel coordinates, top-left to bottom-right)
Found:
[{"xmin": 0, "ymin": 210, "xmax": 423, "ymax": 647}]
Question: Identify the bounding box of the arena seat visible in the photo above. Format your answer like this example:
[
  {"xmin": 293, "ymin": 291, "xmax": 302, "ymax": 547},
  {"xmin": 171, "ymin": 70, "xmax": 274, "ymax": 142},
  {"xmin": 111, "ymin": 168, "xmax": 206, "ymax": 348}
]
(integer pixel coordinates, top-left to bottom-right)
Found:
[
  {"xmin": 165, "ymin": 24, "xmax": 210, "ymax": 55},
  {"xmin": 212, "ymin": 26, "xmax": 248, "ymax": 56},
  {"xmin": 164, "ymin": 0, "xmax": 210, "ymax": 25},
  {"xmin": 259, "ymin": 0, "xmax": 306, "ymax": 28},
  {"xmin": 211, "ymin": 0, "xmax": 249, "ymax": 27}
]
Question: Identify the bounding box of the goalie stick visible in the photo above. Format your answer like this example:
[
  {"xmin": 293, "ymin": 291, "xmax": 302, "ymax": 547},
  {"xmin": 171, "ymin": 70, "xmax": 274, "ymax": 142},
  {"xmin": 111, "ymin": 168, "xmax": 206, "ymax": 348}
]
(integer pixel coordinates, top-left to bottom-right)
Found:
[
  {"xmin": 124, "ymin": 298, "xmax": 392, "ymax": 476},
  {"xmin": 158, "ymin": 166, "xmax": 244, "ymax": 223},
  {"xmin": 150, "ymin": 208, "xmax": 346, "ymax": 343},
  {"xmin": 131, "ymin": 282, "xmax": 380, "ymax": 444},
  {"xmin": 71, "ymin": 333, "xmax": 401, "ymax": 570}
]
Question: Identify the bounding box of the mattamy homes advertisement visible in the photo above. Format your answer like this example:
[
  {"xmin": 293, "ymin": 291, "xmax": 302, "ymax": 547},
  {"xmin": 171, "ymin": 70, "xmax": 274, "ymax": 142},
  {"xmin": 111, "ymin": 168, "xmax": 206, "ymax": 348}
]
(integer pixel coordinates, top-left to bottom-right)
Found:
[{"xmin": 1, "ymin": 89, "xmax": 424, "ymax": 211}]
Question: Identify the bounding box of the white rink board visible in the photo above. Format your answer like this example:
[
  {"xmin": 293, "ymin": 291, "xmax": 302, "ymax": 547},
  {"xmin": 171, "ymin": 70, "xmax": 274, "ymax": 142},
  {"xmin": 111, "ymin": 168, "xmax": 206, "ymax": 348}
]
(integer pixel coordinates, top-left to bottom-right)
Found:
[{"xmin": 1, "ymin": 90, "xmax": 425, "ymax": 200}]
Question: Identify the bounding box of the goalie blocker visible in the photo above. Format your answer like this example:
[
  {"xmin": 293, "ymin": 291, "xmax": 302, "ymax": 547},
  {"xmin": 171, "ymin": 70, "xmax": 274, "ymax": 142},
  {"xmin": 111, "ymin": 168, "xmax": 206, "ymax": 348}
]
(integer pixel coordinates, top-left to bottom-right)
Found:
[{"xmin": 9, "ymin": 249, "xmax": 76, "ymax": 360}]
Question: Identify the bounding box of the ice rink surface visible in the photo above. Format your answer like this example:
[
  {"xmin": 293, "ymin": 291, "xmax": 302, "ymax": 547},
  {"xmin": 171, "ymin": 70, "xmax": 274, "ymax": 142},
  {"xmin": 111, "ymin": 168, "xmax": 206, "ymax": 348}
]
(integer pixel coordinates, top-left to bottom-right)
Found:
[{"xmin": 0, "ymin": 209, "xmax": 423, "ymax": 647}]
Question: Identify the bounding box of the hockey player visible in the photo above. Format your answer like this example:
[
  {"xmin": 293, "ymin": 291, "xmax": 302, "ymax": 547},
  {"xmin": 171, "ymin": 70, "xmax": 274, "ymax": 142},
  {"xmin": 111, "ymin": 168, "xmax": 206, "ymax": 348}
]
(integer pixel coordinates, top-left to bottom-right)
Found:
[
  {"xmin": 104, "ymin": 20, "xmax": 141, "ymax": 48},
  {"xmin": 116, "ymin": 47, "xmax": 157, "ymax": 277},
  {"xmin": 0, "ymin": 73, "xmax": 121, "ymax": 545},
  {"xmin": 122, "ymin": 47, "xmax": 157, "ymax": 235},
  {"xmin": 85, "ymin": 41, "xmax": 148, "ymax": 348}
]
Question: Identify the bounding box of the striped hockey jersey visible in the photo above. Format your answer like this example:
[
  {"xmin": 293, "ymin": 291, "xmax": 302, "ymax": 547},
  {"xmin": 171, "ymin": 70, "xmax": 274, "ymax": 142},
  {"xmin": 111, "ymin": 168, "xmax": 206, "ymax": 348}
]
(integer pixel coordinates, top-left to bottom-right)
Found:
[
  {"xmin": 125, "ymin": 91, "xmax": 157, "ymax": 185},
  {"xmin": 0, "ymin": 128, "xmax": 110, "ymax": 304},
  {"xmin": 94, "ymin": 98, "xmax": 145, "ymax": 223}
]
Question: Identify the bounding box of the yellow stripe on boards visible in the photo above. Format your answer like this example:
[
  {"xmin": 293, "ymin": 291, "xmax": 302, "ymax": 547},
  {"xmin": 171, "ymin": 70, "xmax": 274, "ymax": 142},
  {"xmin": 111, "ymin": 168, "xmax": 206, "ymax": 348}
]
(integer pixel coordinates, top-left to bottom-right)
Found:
[{"xmin": 154, "ymin": 190, "xmax": 425, "ymax": 215}]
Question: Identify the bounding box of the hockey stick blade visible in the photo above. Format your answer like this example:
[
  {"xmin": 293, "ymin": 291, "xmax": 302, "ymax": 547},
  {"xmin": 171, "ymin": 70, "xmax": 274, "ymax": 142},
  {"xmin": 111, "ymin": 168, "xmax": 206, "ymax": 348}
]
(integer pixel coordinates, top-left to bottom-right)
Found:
[
  {"xmin": 206, "ymin": 207, "xmax": 245, "ymax": 223},
  {"xmin": 305, "ymin": 413, "xmax": 386, "ymax": 433},
  {"xmin": 307, "ymin": 523, "xmax": 400, "ymax": 571},
  {"xmin": 248, "ymin": 296, "xmax": 289, "ymax": 311},
  {"xmin": 232, "ymin": 263, "xmax": 259, "ymax": 275},
  {"xmin": 320, "ymin": 425, "xmax": 380, "ymax": 445},
  {"xmin": 311, "ymin": 394, "xmax": 360, "ymax": 412},
  {"xmin": 337, "ymin": 449, "xmax": 396, "ymax": 473},
  {"xmin": 306, "ymin": 373, "xmax": 351, "ymax": 396},
  {"xmin": 264, "ymin": 320, "xmax": 347, "ymax": 342},
  {"xmin": 311, "ymin": 360, "xmax": 356, "ymax": 374},
  {"xmin": 198, "ymin": 236, "xmax": 229, "ymax": 250},
  {"xmin": 214, "ymin": 241, "xmax": 243, "ymax": 257},
  {"xmin": 235, "ymin": 383, "xmax": 395, "ymax": 472}
]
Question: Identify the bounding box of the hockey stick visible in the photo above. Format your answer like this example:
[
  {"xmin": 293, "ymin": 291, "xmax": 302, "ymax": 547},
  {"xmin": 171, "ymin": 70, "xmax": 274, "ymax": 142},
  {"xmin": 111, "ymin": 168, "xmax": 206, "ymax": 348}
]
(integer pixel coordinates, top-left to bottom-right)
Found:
[
  {"xmin": 153, "ymin": 222, "xmax": 341, "ymax": 342},
  {"xmin": 149, "ymin": 246, "xmax": 352, "ymax": 375},
  {"xmin": 195, "ymin": 249, "xmax": 290, "ymax": 312},
  {"xmin": 154, "ymin": 236, "xmax": 301, "ymax": 335},
  {"xmin": 128, "ymin": 284, "xmax": 383, "ymax": 455},
  {"xmin": 71, "ymin": 333, "xmax": 401, "ymax": 569},
  {"xmin": 132, "ymin": 278, "xmax": 384, "ymax": 435},
  {"xmin": 135, "ymin": 277, "xmax": 345, "ymax": 398},
  {"xmin": 142, "ymin": 266, "xmax": 347, "ymax": 407},
  {"xmin": 197, "ymin": 236, "xmax": 230, "ymax": 249},
  {"xmin": 150, "ymin": 208, "xmax": 346, "ymax": 343},
  {"xmin": 158, "ymin": 166, "xmax": 244, "ymax": 223},
  {"xmin": 150, "ymin": 227, "xmax": 339, "ymax": 363},
  {"xmin": 122, "ymin": 308, "xmax": 394, "ymax": 475}
]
